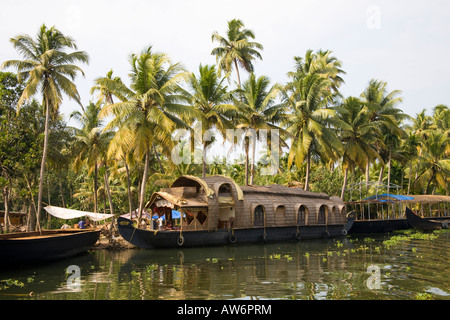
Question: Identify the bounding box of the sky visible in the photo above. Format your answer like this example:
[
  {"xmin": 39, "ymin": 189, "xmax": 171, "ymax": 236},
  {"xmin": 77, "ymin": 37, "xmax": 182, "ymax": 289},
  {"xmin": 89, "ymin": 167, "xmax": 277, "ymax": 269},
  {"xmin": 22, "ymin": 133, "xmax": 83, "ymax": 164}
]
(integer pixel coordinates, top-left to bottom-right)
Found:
[{"xmin": 1, "ymin": 0, "xmax": 450, "ymax": 128}]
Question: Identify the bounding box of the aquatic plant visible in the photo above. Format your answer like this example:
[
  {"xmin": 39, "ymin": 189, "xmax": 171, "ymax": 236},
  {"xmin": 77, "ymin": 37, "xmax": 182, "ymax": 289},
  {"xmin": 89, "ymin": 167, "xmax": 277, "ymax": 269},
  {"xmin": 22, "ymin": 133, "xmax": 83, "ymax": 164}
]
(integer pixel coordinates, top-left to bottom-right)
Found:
[
  {"xmin": 415, "ymin": 292, "xmax": 432, "ymax": 300},
  {"xmin": 383, "ymin": 231, "xmax": 439, "ymax": 249},
  {"xmin": 1, "ymin": 279, "xmax": 25, "ymax": 288},
  {"xmin": 146, "ymin": 264, "xmax": 158, "ymax": 272}
]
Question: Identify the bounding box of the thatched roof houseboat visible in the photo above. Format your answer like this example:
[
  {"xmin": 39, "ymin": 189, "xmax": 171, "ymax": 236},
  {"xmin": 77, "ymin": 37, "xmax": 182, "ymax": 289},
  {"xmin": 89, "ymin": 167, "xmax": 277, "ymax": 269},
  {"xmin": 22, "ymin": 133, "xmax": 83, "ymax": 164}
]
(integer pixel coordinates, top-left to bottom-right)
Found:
[{"xmin": 118, "ymin": 175, "xmax": 354, "ymax": 249}]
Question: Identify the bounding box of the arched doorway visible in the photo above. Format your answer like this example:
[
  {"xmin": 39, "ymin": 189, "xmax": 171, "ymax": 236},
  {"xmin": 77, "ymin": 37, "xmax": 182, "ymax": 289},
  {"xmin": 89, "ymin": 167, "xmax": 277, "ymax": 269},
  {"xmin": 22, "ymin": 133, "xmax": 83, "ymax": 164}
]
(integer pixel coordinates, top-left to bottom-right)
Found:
[
  {"xmin": 218, "ymin": 183, "xmax": 235, "ymax": 228},
  {"xmin": 318, "ymin": 205, "xmax": 327, "ymax": 224},
  {"xmin": 297, "ymin": 205, "xmax": 308, "ymax": 226},
  {"xmin": 254, "ymin": 205, "xmax": 265, "ymax": 227}
]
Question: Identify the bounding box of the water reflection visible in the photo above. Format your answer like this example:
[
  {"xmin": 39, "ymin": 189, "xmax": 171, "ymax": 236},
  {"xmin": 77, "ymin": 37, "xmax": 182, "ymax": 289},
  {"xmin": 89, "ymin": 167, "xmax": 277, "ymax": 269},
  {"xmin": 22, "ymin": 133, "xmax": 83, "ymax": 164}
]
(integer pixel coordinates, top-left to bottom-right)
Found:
[{"xmin": 1, "ymin": 232, "xmax": 449, "ymax": 300}]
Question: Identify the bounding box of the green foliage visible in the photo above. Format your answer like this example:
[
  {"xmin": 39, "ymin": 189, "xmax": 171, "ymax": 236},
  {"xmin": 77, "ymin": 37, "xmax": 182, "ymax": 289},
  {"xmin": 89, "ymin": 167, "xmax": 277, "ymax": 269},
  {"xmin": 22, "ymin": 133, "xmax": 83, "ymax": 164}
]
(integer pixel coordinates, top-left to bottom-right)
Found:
[{"xmin": 309, "ymin": 166, "xmax": 344, "ymax": 197}]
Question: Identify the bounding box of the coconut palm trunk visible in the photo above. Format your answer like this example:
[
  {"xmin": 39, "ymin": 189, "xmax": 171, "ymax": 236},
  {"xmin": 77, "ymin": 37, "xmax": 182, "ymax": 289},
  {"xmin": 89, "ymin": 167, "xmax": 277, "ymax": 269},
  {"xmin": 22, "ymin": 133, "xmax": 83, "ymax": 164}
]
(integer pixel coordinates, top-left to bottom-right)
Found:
[
  {"xmin": 234, "ymin": 60, "xmax": 242, "ymax": 88},
  {"xmin": 250, "ymin": 134, "xmax": 256, "ymax": 185},
  {"xmin": 244, "ymin": 137, "xmax": 250, "ymax": 185},
  {"xmin": 341, "ymin": 167, "xmax": 349, "ymax": 200},
  {"xmin": 103, "ymin": 162, "xmax": 114, "ymax": 232},
  {"xmin": 2, "ymin": 185, "xmax": 10, "ymax": 233},
  {"xmin": 36, "ymin": 95, "xmax": 51, "ymax": 230},
  {"xmin": 137, "ymin": 150, "xmax": 150, "ymax": 224},
  {"xmin": 304, "ymin": 152, "xmax": 311, "ymax": 191},
  {"xmin": 124, "ymin": 159, "xmax": 134, "ymax": 214}
]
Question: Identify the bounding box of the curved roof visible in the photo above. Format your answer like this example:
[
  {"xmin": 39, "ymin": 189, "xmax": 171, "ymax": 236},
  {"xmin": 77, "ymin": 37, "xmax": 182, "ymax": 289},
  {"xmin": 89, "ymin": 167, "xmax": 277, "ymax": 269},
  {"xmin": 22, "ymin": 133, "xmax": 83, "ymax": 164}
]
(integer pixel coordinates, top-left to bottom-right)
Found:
[
  {"xmin": 145, "ymin": 191, "xmax": 208, "ymax": 209},
  {"xmin": 171, "ymin": 175, "xmax": 244, "ymax": 200},
  {"xmin": 171, "ymin": 175, "xmax": 214, "ymax": 197}
]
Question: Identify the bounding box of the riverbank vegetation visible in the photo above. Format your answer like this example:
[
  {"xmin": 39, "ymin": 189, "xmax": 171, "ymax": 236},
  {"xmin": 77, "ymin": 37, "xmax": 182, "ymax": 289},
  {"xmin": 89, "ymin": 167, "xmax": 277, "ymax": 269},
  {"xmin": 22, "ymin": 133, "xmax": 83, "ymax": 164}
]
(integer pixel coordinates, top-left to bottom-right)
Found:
[{"xmin": 1, "ymin": 20, "xmax": 449, "ymax": 232}]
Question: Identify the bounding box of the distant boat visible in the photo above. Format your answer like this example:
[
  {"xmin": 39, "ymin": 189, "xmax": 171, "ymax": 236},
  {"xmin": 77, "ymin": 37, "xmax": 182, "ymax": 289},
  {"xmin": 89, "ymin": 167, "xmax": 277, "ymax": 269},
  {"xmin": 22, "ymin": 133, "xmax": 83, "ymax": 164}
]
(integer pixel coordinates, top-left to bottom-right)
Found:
[
  {"xmin": 0, "ymin": 206, "xmax": 113, "ymax": 266},
  {"xmin": 118, "ymin": 175, "xmax": 354, "ymax": 249},
  {"xmin": 346, "ymin": 193, "xmax": 450, "ymax": 233},
  {"xmin": 405, "ymin": 206, "xmax": 450, "ymax": 231}
]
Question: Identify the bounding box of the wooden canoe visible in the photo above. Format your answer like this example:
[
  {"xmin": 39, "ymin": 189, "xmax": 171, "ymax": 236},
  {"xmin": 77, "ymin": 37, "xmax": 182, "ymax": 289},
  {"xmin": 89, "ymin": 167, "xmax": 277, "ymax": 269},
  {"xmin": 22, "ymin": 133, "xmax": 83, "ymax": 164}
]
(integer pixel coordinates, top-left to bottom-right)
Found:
[
  {"xmin": 405, "ymin": 207, "xmax": 450, "ymax": 231},
  {"xmin": 0, "ymin": 228, "xmax": 100, "ymax": 265}
]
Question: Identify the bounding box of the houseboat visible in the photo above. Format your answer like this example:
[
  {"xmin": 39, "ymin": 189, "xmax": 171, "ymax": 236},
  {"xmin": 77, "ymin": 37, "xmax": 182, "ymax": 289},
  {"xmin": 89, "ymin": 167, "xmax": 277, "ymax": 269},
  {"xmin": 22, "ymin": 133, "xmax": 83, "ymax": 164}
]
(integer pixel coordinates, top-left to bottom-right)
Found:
[{"xmin": 117, "ymin": 175, "xmax": 354, "ymax": 249}]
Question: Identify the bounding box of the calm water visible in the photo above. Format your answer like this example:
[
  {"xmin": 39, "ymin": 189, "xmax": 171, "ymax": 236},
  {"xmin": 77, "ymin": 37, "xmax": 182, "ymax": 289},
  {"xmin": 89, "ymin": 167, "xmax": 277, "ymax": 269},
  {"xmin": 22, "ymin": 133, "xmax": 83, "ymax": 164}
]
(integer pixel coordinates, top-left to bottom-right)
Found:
[{"xmin": 1, "ymin": 230, "xmax": 449, "ymax": 300}]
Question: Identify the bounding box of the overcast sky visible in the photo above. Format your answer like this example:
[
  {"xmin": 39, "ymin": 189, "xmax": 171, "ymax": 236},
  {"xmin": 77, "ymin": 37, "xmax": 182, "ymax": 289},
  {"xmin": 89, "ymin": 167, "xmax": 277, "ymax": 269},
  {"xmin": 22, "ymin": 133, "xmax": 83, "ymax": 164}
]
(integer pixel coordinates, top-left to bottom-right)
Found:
[{"xmin": 1, "ymin": 0, "xmax": 449, "ymax": 126}]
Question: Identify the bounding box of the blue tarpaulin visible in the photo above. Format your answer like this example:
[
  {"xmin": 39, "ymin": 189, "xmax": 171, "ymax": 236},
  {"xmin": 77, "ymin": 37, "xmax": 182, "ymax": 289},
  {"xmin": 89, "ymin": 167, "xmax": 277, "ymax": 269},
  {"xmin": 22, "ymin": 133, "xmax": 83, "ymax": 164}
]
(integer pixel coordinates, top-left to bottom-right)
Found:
[
  {"xmin": 364, "ymin": 194, "xmax": 414, "ymax": 202},
  {"xmin": 152, "ymin": 210, "xmax": 184, "ymax": 220}
]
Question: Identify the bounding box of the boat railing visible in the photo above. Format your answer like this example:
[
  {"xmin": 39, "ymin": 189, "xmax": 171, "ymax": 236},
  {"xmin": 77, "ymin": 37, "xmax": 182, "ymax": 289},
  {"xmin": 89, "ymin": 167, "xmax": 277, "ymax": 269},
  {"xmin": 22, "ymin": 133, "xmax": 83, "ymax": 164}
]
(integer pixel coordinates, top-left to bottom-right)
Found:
[{"xmin": 345, "ymin": 199, "xmax": 450, "ymax": 221}]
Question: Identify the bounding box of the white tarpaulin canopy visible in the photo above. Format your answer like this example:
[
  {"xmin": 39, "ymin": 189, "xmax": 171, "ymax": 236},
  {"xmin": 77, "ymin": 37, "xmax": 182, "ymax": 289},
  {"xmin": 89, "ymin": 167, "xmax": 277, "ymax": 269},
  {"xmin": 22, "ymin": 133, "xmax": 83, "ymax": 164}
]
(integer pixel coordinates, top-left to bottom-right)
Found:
[{"xmin": 44, "ymin": 206, "xmax": 114, "ymax": 222}]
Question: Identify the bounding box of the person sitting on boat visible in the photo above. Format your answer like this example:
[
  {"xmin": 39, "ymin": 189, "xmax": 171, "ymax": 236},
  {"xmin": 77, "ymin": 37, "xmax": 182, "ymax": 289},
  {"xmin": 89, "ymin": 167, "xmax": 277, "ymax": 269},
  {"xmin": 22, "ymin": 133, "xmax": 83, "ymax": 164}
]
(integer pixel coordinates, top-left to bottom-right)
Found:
[
  {"xmin": 157, "ymin": 216, "xmax": 164, "ymax": 230},
  {"xmin": 85, "ymin": 217, "xmax": 91, "ymax": 228},
  {"xmin": 78, "ymin": 219, "xmax": 86, "ymax": 229}
]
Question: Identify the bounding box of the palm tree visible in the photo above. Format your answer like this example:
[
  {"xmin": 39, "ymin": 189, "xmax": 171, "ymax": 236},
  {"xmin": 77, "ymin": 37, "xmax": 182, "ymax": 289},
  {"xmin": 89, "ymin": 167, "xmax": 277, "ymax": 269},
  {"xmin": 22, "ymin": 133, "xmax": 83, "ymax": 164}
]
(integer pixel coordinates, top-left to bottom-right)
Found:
[
  {"xmin": 432, "ymin": 105, "xmax": 449, "ymax": 138},
  {"xmin": 335, "ymin": 97, "xmax": 381, "ymax": 199},
  {"xmin": 360, "ymin": 79, "xmax": 407, "ymax": 187},
  {"xmin": 70, "ymin": 102, "xmax": 113, "ymax": 213},
  {"xmin": 288, "ymin": 49, "xmax": 346, "ymax": 93},
  {"xmin": 1, "ymin": 24, "xmax": 88, "ymax": 229},
  {"xmin": 182, "ymin": 64, "xmax": 236, "ymax": 177},
  {"xmin": 281, "ymin": 73, "xmax": 342, "ymax": 191},
  {"xmin": 411, "ymin": 109, "xmax": 434, "ymax": 137},
  {"xmin": 91, "ymin": 69, "xmax": 125, "ymax": 105},
  {"xmin": 402, "ymin": 131, "xmax": 421, "ymax": 194},
  {"xmin": 99, "ymin": 46, "xmax": 192, "ymax": 223},
  {"xmin": 211, "ymin": 19, "xmax": 263, "ymax": 88},
  {"xmin": 235, "ymin": 73, "xmax": 284, "ymax": 185},
  {"xmin": 413, "ymin": 130, "xmax": 450, "ymax": 194},
  {"xmin": 92, "ymin": 70, "xmax": 134, "ymax": 214}
]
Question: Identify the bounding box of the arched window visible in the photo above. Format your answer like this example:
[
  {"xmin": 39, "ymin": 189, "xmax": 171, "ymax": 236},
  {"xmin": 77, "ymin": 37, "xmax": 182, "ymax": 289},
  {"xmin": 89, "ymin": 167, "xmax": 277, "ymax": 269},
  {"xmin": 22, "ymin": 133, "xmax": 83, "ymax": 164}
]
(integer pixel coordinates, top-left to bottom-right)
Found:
[
  {"xmin": 275, "ymin": 205, "xmax": 286, "ymax": 218},
  {"xmin": 254, "ymin": 205, "xmax": 265, "ymax": 227},
  {"xmin": 318, "ymin": 205, "xmax": 327, "ymax": 224},
  {"xmin": 297, "ymin": 205, "xmax": 308, "ymax": 226},
  {"xmin": 330, "ymin": 206, "xmax": 339, "ymax": 224},
  {"xmin": 218, "ymin": 183, "xmax": 232, "ymax": 196}
]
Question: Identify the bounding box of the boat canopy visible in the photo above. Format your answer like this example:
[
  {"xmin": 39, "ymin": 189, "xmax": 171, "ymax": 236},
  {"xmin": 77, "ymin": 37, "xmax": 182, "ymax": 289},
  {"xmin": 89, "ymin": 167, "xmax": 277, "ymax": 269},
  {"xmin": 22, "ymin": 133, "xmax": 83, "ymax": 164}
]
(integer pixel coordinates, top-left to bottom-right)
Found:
[
  {"xmin": 146, "ymin": 191, "xmax": 208, "ymax": 209},
  {"xmin": 364, "ymin": 194, "xmax": 415, "ymax": 202},
  {"xmin": 44, "ymin": 206, "xmax": 114, "ymax": 222}
]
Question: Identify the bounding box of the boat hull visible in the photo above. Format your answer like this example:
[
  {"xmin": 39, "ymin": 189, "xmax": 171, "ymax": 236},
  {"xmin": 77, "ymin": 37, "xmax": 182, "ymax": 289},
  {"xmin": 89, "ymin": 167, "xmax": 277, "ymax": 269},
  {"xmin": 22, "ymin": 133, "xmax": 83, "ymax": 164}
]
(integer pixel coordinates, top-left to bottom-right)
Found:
[
  {"xmin": 349, "ymin": 219, "xmax": 410, "ymax": 234},
  {"xmin": 117, "ymin": 217, "xmax": 352, "ymax": 249},
  {"xmin": 0, "ymin": 229, "xmax": 101, "ymax": 265},
  {"xmin": 405, "ymin": 207, "xmax": 450, "ymax": 231}
]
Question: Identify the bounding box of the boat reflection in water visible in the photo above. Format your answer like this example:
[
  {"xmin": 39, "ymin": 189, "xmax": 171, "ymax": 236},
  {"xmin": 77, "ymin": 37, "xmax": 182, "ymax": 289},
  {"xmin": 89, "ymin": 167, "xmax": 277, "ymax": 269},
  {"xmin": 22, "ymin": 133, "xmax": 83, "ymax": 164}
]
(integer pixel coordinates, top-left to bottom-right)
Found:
[{"xmin": 2, "ymin": 231, "xmax": 450, "ymax": 300}]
